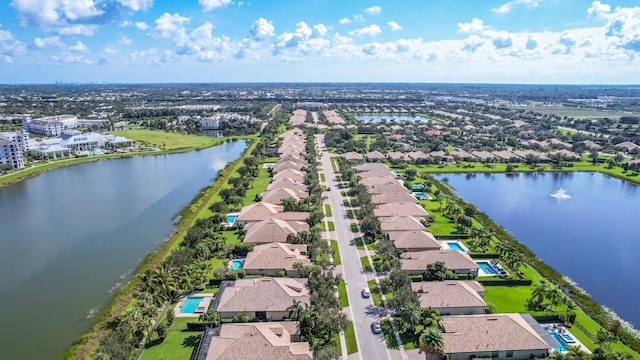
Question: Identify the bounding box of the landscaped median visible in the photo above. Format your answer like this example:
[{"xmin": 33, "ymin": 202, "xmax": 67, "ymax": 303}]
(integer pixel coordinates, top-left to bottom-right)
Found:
[
  {"xmin": 61, "ymin": 137, "xmax": 258, "ymax": 360},
  {"xmin": 338, "ymin": 279, "xmax": 349, "ymax": 308},
  {"xmin": 331, "ymin": 240, "xmax": 341, "ymax": 266}
]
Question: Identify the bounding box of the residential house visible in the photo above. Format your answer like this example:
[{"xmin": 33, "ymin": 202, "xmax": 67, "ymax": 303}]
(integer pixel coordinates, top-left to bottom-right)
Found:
[
  {"xmin": 214, "ymin": 278, "xmax": 310, "ymax": 320},
  {"xmin": 365, "ymin": 151, "xmax": 386, "ymax": 162},
  {"xmin": 366, "ymin": 182, "xmax": 411, "ymax": 195},
  {"xmin": 354, "ymin": 163, "xmax": 390, "ymax": 173},
  {"xmin": 615, "ymin": 141, "xmax": 640, "ymax": 154},
  {"xmin": 271, "ymin": 161, "xmax": 304, "ymax": 174},
  {"xmin": 387, "ymin": 151, "xmax": 408, "ymax": 161},
  {"xmin": 548, "ymin": 138, "xmax": 572, "ymax": 150},
  {"xmin": 243, "ymin": 219, "xmax": 309, "ymax": 244},
  {"xmin": 204, "ymin": 322, "xmax": 312, "ymax": 359},
  {"xmin": 267, "ymin": 178, "xmax": 308, "ymax": 193},
  {"xmin": 450, "ymin": 149, "xmax": 474, "ymax": 161},
  {"xmin": 407, "ymin": 150, "xmax": 429, "ymax": 163},
  {"xmin": 513, "ymin": 150, "xmax": 551, "ymax": 163},
  {"xmin": 379, "ymin": 215, "xmax": 425, "ymax": 234},
  {"xmin": 243, "ymin": 243, "xmax": 311, "ymax": 276},
  {"xmin": 237, "ymin": 202, "xmax": 308, "ymax": 224},
  {"xmin": 343, "ymin": 151, "xmax": 365, "ymax": 161},
  {"xmin": 411, "ymin": 281, "xmax": 486, "ymax": 315},
  {"xmin": 359, "ymin": 175, "xmax": 399, "ymax": 187},
  {"xmin": 400, "ymin": 250, "xmax": 479, "ymax": 276},
  {"xmin": 471, "ymin": 150, "xmax": 495, "ymax": 162},
  {"xmin": 441, "ymin": 314, "xmax": 554, "ymax": 360},
  {"xmin": 387, "ymin": 230, "xmax": 441, "ymax": 252},
  {"xmin": 358, "ymin": 169, "xmax": 398, "ymax": 179},
  {"xmin": 371, "ymin": 192, "xmax": 419, "ymax": 205},
  {"xmin": 581, "ymin": 140, "xmax": 603, "ymax": 151},
  {"xmin": 492, "ymin": 150, "xmax": 520, "ymax": 162},
  {"xmin": 373, "ymin": 202, "xmax": 429, "ymax": 220},
  {"xmin": 272, "ymin": 169, "xmax": 306, "ymax": 182}
]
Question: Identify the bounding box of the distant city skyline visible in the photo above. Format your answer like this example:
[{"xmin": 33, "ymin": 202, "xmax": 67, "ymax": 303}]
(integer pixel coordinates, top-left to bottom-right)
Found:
[{"xmin": 0, "ymin": 0, "xmax": 639, "ymax": 84}]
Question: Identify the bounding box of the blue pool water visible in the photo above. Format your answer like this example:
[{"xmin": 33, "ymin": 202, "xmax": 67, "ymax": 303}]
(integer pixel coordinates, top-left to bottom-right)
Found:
[
  {"xmin": 230, "ymin": 260, "xmax": 244, "ymax": 270},
  {"xmin": 263, "ymin": 163, "xmax": 274, "ymax": 169},
  {"xmin": 411, "ymin": 184, "xmax": 424, "ymax": 190},
  {"xmin": 227, "ymin": 215, "xmax": 238, "ymax": 225},
  {"xmin": 548, "ymin": 331, "xmax": 570, "ymax": 352},
  {"xmin": 476, "ymin": 261, "xmax": 498, "ymax": 275},
  {"xmin": 414, "ymin": 192, "xmax": 428, "ymax": 200},
  {"xmin": 447, "ymin": 242, "xmax": 464, "ymax": 251},
  {"xmin": 180, "ymin": 296, "xmax": 209, "ymax": 314}
]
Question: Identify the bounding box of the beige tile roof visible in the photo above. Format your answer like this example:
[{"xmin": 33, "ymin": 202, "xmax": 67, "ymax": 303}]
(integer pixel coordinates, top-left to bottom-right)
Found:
[
  {"xmin": 379, "ymin": 215, "xmax": 425, "ymax": 232},
  {"xmin": 366, "ymin": 150, "xmax": 386, "ymax": 159},
  {"xmin": 261, "ymin": 188, "xmax": 308, "ymax": 205},
  {"xmin": 354, "ymin": 163, "xmax": 390, "ymax": 172},
  {"xmin": 387, "ymin": 151, "xmax": 408, "ymax": 160},
  {"xmin": 388, "ymin": 230, "xmax": 441, "ymax": 250},
  {"xmin": 367, "ymin": 182, "xmax": 412, "ymax": 195},
  {"xmin": 206, "ymin": 322, "xmax": 312, "ymax": 360},
  {"xmin": 358, "ymin": 169, "xmax": 397, "ymax": 179},
  {"xmin": 216, "ymin": 278, "xmax": 310, "ymax": 313},
  {"xmin": 267, "ymin": 179, "xmax": 308, "ymax": 193},
  {"xmin": 371, "ymin": 192, "xmax": 419, "ymax": 205},
  {"xmin": 343, "ymin": 152, "xmax": 364, "ymax": 160},
  {"xmin": 441, "ymin": 314, "xmax": 552, "ymax": 354},
  {"xmin": 359, "ymin": 175, "xmax": 398, "ymax": 186},
  {"xmin": 244, "ymin": 243, "xmax": 311, "ymax": 272},
  {"xmin": 272, "ymin": 161, "xmax": 304, "ymax": 174},
  {"xmin": 400, "ymin": 250, "xmax": 479, "ymax": 272},
  {"xmin": 450, "ymin": 150, "xmax": 473, "ymax": 159},
  {"xmin": 407, "ymin": 151, "xmax": 429, "ymax": 160},
  {"xmin": 514, "ymin": 150, "xmax": 550, "ymax": 161},
  {"xmin": 238, "ymin": 202, "xmax": 284, "ymax": 222},
  {"xmin": 279, "ymin": 129, "xmax": 304, "ymax": 139},
  {"xmin": 374, "ymin": 202, "xmax": 429, "ymax": 219},
  {"xmin": 279, "ymin": 154, "xmax": 308, "ymax": 165},
  {"xmin": 471, "ymin": 150, "xmax": 495, "ymax": 161},
  {"xmin": 411, "ymin": 281, "xmax": 486, "ymax": 309},
  {"xmin": 492, "ymin": 150, "xmax": 519, "ymax": 160},
  {"xmin": 244, "ymin": 219, "xmax": 309, "ymax": 243},
  {"xmin": 272, "ymin": 169, "xmax": 305, "ymax": 182}
]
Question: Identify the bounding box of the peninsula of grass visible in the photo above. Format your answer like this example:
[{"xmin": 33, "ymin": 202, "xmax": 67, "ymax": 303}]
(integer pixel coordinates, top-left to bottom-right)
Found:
[
  {"xmin": 325, "ymin": 204, "xmax": 332, "ymax": 217},
  {"xmin": 327, "ymin": 221, "xmax": 335, "ymax": 232},
  {"xmin": 62, "ymin": 138, "xmax": 257, "ymax": 360},
  {"xmin": 338, "ymin": 279, "xmax": 349, "ymax": 308},
  {"xmin": 345, "ymin": 321, "xmax": 358, "ymax": 355},
  {"xmin": 367, "ymin": 279, "xmax": 383, "ymax": 307},
  {"xmin": 331, "ymin": 240, "xmax": 341, "ymax": 266}
]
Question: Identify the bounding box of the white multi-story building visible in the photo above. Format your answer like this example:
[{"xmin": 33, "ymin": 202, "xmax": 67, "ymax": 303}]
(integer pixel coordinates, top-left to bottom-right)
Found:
[
  {"xmin": 31, "ymin": 130, "xmax": 133, "ymax": 158},
  {"xmin": 0, "ymin": 131, "xmax": 28, "ymax": 169},
  {"xmin": 23, "ymin": 115, "xmax": 78, "ymax": 136},
  {"xmin": 200, "ymin": 117, "xmax": 220, "ymax": 129}
]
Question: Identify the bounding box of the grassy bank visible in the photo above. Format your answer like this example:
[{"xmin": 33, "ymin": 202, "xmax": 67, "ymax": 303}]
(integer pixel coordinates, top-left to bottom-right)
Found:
[
  {"xmin": 0, "ymin": 130, "xmax": 257, "ymax": 187},
  {"xmin": 62, "ymin": 137, "xmax": 257, "ymax": 360}
]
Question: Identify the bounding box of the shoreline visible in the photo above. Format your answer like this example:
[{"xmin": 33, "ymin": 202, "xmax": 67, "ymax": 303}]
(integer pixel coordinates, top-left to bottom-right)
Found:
[{"xmin": 60, "ymin": 138, "xmax": 257, "ymax": 360}]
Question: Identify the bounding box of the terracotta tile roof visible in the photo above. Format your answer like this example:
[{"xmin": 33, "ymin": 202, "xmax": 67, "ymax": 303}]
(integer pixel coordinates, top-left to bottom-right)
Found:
[
  {"xmin": 371, "ymin": 192, "xmax": 419, "ymax": 205},
  {"xmin": 400, "ymin": 250, "xmax": 479, "ymax": 272},
  {"xmin": 411, "ymin": 281, "xmax": 486, "ymax": 309},
  {"xmin": 379, "ymin": 215, "xmax": 425, "ymax": 232},
  {"xmin": 216, "ymin": 278, "xmax": 310, "ymax": 313},
  {"xmin": 244, "ymin": 243, "xmax": 311, "ymax": 272},
  {"xmin": 244, "ymin": 219, "xmax": 309, "ymax": 243},
  {"xmin": 374, "ymin": 202, "xmax": 429, "ymax": 219},
  {"xmin": 441, "ymin": 314, "xmax": 552, "ymax": 354},
  {"xmin": 388, "ymin": 230, "xmax": 441, "ymax": 250}
]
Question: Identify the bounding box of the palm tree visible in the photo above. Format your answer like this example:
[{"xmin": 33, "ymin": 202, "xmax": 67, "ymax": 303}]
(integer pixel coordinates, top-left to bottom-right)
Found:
[
  {"xmin": 565, "ymin": 345, "xmax": 588, "ymax": 360},
  {"xmin": 287, "ymin": 299, "xmax": 305, "ymax": 321},
  {"xmin": 548, "ymin": 285, "xmax": 565, "ymax": 311},
  {"xmin": 530, "ymin": 279, "xmax": 553, "ymax": 309},
  {"xmin": 419, "ymin": 326, "xmax": 445, "ymax": 360},
  {"xmin": 400, "ymin": 301, "xmax": 423, "ymax": 335},
  {"xmin": 595, "ymin": 328, "xmax": 617, "ymax": 351},
  {"xmin": 421, "ymin": 307, "xmax": 442, "ymax": 329}
]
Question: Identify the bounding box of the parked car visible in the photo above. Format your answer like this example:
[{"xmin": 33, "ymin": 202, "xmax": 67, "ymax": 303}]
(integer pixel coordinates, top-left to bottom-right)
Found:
[
  {"xmin": 327, "ymin": 187, "xmax": 331, "ymax": 191},
  {"xmin": 371, "ymin": 321, "xmax": 382, "ymax": 334},
  {"xmin": 362, "ymin": 287, "xmax": 371, "ymax": 298}
]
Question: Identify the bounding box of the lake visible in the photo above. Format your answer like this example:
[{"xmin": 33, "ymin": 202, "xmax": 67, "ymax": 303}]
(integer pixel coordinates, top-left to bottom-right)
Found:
[
  {"xmin": 0, "ymin": 140, "xmax": 246, "ymax": 360},
  {"xmin": 356, "ymin": 114, "xmax": 430, "ymax": 122},
  {"xmin": 436, "ymin": 172, "xmax": 640, "ymax": 329}
]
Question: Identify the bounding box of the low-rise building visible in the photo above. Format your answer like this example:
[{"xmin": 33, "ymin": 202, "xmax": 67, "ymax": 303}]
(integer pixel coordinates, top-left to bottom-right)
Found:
[
  {"xmin": 243, "ymin": 243, "xmax": 311, "ymax": 276},
  {"xmin": 243, "ymin": 219, "xmax": 309, "ymax": 243},
  {"xmin": 373, "ymin": 202, "xmax": 429, "ymax": 220},
  {"xmin": 387, "ymin": 230, "xmax": 441, "ymax": 252},
  {"xmin": 400, "ymin": 250, "xmax": 479, "ymax": 276},
  {"xmin": 411, "ymin": 281, "xmax": 486, "ymax": 315}
]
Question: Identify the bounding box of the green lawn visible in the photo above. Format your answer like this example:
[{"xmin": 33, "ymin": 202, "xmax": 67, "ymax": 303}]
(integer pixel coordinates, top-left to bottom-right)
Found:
[
  {"xmin": 325, "ymin": 204, "xmax": 332, "ymax": 217},
  {"xmin": 354, "ymin": 237, "xmax": 375, "ymax": 250},
  {"xmin": 327, "ymin": 221, "xmax": 335, "ymax": 231},
  {"xmin": 380, "ymin": 318, "xmax": 422, "ymax": 350},
  {"xmin": 483, "ymin": 285, "xmax": 532, "ymax": 313},
  {"xmin": 367, "ymin": 279, "xmax": 383, "ymax": 307},
  {"xmin": 140, "ymin": 317, "xmax": 202, "ymax": 360},
  {"xmin": 338, "ymin": 279, "xmax": 349, "ymax": 308},
  {"xmin": 113, "ymin": 129, "xmax": 229, "ymax": 150},
  {"xmin": 331, "ymin": 240, "xmax": 341, "ymax": 266},
  {"xmin": 345, "ymin": 321, "xmax": 358, "ymax": 355},
  {"xmin": 242, "ymin": 167, "xmax": 271, "ymax": 206},
  {"xmin": 360, "ymin": 256, "xmax": 371, "ymax": 271},
  {"xmin": 422, "ymin": 199, "xmax": 459, "ymax": 236},
  {"xmin": 320, "ymin": 173, "xmax": 325, "ymax": 182}
]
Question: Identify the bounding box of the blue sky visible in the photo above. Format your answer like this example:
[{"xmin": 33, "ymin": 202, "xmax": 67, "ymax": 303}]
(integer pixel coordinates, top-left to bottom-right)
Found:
[{"xmin": 0, "ymin": 0, "xmax": 639, "ymax": 84}]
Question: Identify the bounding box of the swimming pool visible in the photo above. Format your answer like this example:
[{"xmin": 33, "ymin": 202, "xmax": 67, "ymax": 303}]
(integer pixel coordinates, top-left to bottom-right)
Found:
[
  {"xmin": 476, "ymin": 261, "xmax": 498, "ymax": 275},
  {"xmin": 447, "ymin": 242, "xmax": 465, "ymax": 251},
  {"xmin": 180, "ymin": 296, "xmax": 211, "ymax": 314},
  {"xmin": 548, "ymin": 330, "xmax": 570, "ymax": 352},
  {"xmin": 414, "ymin": 192, "xmax": 428, "ymax": 200},
  {"xmin": 227, "ymin": 215, "xmax": 238, "ymax": 225},
  {"xmin": 230, "ymin": 259, "xmax": 244, "ymax": 270},
  {"xmin": 411, "ymin": 184, "xmax": 424, "ymax": 190}
]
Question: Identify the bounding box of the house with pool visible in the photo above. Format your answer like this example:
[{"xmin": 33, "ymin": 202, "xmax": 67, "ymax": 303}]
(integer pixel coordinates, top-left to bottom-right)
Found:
[
  {"xmin": 371, "ymin": 191, "xmax": 419, "ymax": 206},
  {"xmin": 379, "ymin": 215, "xmax": 426, "ymax": 234},
  {"xmin": 236, "ymin": 201, "xmax": 308, "ymax": 225},
  {"xmin": 373, "ymin": 202, "xmax": 430, "ymax": 220},
  {"xmin": 202, "ymin": 322, "xmax": 312, "ymax": 359},
  {"xmin": 260, "ymin": 188, "xmax": 308, "ymax": 205},
  {"xmin": 243, "ymin": 219, "xmax": 309, "ymax": 244},
  {"xmin": 272, "ymin": 168, "xmax": 306, "ymax": 182},
  {"xmin": 411, "ymin": 281, "xmax": 486, "ymax": 315},
  {"xmin": 400, "ymin": 250, "xmax": 479, "ymax": 277},
  {"xmin": 213, "ymin": 277, "xmax": 310, "ymax": 321},
  {"xmin": 243, "ymin": 243, "xmax": 311, "ymax": 277},
  {"xmin": 386, "ymin": 230, "xmax": 441, "ymax": 252},
  {"xmin": 440, "ymin": 314, "xmax": 557, "ymax": 360}
]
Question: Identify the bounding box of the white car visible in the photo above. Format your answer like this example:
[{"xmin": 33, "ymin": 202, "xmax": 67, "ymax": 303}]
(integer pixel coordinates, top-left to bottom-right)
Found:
[
  {"xmin": 371, "ymin": 321, "xmax": 382, "ymax": 334},
  {"xmin": 362, "ymin": 287, "xmax": 371, "ymax": 298}
]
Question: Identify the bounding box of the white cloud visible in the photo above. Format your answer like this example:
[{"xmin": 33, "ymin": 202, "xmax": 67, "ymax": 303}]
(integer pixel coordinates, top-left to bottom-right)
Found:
[
  {"xmin": 463, "ymin": 35, "xmax": 485, "ymax": 52},
  {"xmin": 119, "ymin": 35, "xmax": 133, "ymax": 45},
  {"xmin": 457, "ymin": 18, "xmax": 484, "ymax": 33},
  {"xmin": 364, "ymin": 6, "xmax": 381, "ymax": 15},
  {"xmin": 588, "ymin": 1, "xmax": 611, "ymax": 19},
  {"xmin": 313, "ymin": 24, "xmax": 328, "ymax": 38},
  {"xmin": 559, "ymin": 31, "xmax": 577, "ymax": 47},
  {"xmin": 339, "ymin": 17, "xmax": 351, "ymax": 25},
  {"xmin": 0, "ymin": 27, "xmax": 25, "ymax": 63},
  {"xmin": 388, "ymin": 21, "xmax": 402, "ymax": 31},
  {"xmin": 135, "ymin": 22, "xmax": 148, "ymax": 30},
  {"xmin": 249, "ymin": 18, "xmax": 275, "ymax": 41},
  {"xmin": 69, "ymin": 41, "xmax": 88, "ymax": 52},
  {"xmin": 491, "ymin": 0, "xmax": 539, "ymax": 14},
  {"xmin": 199, "ymin": 0, "xmax": 232, "ymax": 12},
  {"xmin": 353, "ymin": 14, "xmax": 365, "ymax": 22},
  {"xmin": 349, "ymin": 24, "xmax": 382, "ymax": 37},
  {"xmin": 272, "ymin": 22, "xmax": 331, "ymax": 59},
  {"xmin": 33, "ymin": 36, "xmax": 62, "ymax": 48},
  {"xmin": 153, "ymin": 13, "xmax": 189, "ymax": 38},
  {"xmin": 604, "ymin": 5, "xmax": 640, "ymax": 51},
  {"xmin": 175, "ymin": 22, "xmax": 232, "ymax": 62},
  {"xmin": 526, "ymin": 35, "xmax": 538, "ymax": 49},
  {"xmin": 57, "ymin": 24, "xmax": 97, "ymax": 36},
  {"xmin": 116, "ymin": 0, "xmax": 153, "ymax": 11},
  {"xmin": 490, "ymin": 31, "xmax": 513, "ymax": 48}
]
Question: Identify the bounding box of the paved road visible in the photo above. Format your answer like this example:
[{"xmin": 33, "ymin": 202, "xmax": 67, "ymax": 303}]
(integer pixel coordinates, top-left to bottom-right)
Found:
[{"xmin": 317, "ymin": 134, "xmax": 391, "ymax": 360}]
